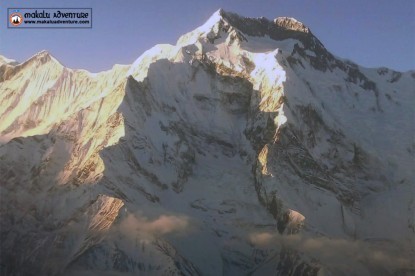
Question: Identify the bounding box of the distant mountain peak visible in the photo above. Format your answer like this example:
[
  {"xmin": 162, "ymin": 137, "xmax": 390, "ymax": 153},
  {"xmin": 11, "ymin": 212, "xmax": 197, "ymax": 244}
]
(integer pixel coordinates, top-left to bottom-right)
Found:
[
  {"xmin": 216, "ymin": 9, "xmax": 311, "ymax": 36},
  {"xmin": 273, "ymin": 16, "xmax": 310, "ymax": 33},
  {"xmin": 33, "ymin": 49, "xmax": 53, "ymax": 60},
  {"xmin": 23, "ymin": 50, "xmax": 62, "ymax": 67},
  {"xmin": 36, "ymin": 49, "xmax": 51, "ymax": 56}
]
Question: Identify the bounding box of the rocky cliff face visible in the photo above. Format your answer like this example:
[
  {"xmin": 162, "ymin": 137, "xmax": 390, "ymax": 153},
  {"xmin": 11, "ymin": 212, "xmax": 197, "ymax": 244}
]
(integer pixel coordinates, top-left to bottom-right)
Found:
[{"xmin": 1, "ymin": 9, "xmax": 414, "ymax": 276}]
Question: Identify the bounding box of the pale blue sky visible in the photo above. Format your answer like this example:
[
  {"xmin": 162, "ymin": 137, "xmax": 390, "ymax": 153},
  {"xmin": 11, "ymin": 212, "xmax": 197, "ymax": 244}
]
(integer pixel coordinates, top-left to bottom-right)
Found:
[{"xmin": 1, "ymin": 0, "xmax": 414, "ymax": 72}]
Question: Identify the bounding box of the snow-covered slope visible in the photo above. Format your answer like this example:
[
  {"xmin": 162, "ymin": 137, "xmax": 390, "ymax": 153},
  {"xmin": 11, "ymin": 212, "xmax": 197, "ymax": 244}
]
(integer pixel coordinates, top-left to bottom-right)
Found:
[{"xmin": 1, "ymin": 9, "xmax": 414, "ymax": 276}]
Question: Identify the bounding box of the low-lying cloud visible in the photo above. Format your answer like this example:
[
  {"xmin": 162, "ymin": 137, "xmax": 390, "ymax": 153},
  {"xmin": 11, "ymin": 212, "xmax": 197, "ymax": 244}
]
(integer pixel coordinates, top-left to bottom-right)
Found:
[
  {"xmin": 119, "ymin": 213, "xmax": 189, "ymax": 239},
  {"xmin": 249, "ymin": 231, "xmax": 414, "ymax": 275}
]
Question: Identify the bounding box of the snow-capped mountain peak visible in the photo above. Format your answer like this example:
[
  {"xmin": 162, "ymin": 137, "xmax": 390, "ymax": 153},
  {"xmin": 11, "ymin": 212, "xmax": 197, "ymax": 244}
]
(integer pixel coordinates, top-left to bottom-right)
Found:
[{"xmin": 1, "ymin": 9, "xmax": 414, "ymax": 276}]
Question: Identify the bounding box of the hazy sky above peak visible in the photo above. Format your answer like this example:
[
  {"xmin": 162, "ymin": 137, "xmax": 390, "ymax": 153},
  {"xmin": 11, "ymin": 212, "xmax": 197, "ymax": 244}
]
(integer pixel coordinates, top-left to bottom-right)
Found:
[{"xmin": 1, "ymin": 0, "xmax": 414, "ymax": 72}]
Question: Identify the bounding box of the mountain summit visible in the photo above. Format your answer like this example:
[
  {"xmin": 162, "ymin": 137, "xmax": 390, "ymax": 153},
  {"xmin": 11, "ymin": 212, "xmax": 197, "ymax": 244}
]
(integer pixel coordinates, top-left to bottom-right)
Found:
[
  {"xmin": 217, "ymin": 9, "xmax": 312, "ymax": 37},
  {"xmin": 1, "ymin": 10, "xmax": 414, "ymax": 276},
  {"xmin": 175, "ymin": 9, "xmax": 325, "ymax": 57}
]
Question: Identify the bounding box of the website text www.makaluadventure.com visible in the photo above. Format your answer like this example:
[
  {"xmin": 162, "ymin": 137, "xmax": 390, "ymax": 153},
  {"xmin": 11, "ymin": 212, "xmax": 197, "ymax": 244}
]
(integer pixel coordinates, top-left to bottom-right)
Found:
[{"xmin": 24, "ymin": 19, "xmax": 90, "ymax": 25}]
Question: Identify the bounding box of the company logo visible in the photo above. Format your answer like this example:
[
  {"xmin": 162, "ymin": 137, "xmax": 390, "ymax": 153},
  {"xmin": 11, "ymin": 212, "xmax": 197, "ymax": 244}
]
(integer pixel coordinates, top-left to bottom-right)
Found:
[{"xmin": 9, "ymin": 12, "xmax": 23, "ymax": 26}]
